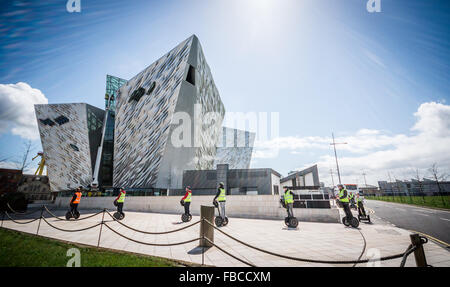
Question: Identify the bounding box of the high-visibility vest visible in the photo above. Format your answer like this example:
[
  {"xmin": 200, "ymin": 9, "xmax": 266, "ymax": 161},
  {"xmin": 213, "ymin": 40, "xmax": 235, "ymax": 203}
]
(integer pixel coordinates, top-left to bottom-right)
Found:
[
  {"xmin": 117, "ymin": 191, "xmax": 126, "ymax": 203},
  {"xmin": 339, "ymin": 189, "xmax": 349, "ymax": 203},
  {"xmin": 73, "ymin": 192, "xmax": 82, "ymax": 204},
  {"xmin": 218, "ymin": 188, "xmax": 226, "ymax": 202},
  {"xmin": 185, "ymin": 191, "xmax": 192, "ymax": 202},
  {"xmin": 284, "ymin": 190, "xmax": 294, "ymax": 204},
  {"xmin": 349, "ymin": 193, "xmax": 354, "ymax": 199}
]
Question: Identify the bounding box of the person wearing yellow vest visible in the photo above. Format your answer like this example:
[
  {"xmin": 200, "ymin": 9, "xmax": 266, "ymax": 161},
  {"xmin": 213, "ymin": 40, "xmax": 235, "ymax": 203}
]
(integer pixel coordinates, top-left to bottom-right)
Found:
[
  {"xmin": 337, "ymin": 184, "xmax": 353, "ymax": 222},
  {"xmin": 356, "ymin": 193, "xmax": 366, "ymax": 217},
  {"xmin": 70, "ymin": 186, "xmax": 83, "ymax": 215},
  {"xmin": 181, "ymin": 186, "xmax": 192, "ymax": 217},
  {"xmin": 283, "ymin": 186, "xmax": 294, "ymax": 218},
  {"xmin": 213, "ymin": 182, "xmax": 226, "ymax": 220},
  {"xmin": 114, "ymin": 188, "xmax": 126, "ymax": 216}
]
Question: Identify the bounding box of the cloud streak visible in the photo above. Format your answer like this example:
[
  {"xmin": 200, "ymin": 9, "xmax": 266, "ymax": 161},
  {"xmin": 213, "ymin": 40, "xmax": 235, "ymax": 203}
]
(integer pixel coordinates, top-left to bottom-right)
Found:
[{"xmin": 0, "ymin": 82, "xmax": 48, "ymax": 140}]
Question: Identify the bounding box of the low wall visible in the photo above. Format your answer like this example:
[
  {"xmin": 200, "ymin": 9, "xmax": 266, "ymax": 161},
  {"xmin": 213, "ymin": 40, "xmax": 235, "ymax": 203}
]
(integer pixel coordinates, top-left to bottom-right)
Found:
[{"xmin": 55, "ymin": 195, "xmax": 340, "ymax": 223}]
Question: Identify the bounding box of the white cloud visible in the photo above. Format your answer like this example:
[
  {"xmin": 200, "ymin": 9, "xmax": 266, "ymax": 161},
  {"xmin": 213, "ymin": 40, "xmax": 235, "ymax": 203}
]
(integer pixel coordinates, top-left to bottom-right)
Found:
[
  {"xmin": 254, "ymin": 101, "xmax": 450, "ymax": 185},
  {"xmin": 0, "ymin": 82, "xmax": 48, "ymax": 140}
]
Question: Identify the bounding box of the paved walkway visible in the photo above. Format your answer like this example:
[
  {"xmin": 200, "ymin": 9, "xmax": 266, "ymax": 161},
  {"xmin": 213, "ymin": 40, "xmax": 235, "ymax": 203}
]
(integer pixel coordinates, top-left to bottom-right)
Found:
[{"xmin": 2, "ymin": 209, "xmax": 450, "ymax": 267}]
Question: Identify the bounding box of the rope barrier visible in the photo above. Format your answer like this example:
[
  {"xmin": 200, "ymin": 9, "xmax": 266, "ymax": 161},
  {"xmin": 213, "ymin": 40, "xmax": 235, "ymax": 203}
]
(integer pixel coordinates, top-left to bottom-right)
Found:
[
  {"xmin": 43, "ymin": 205, "xmax": 105, "ymax": 221},
  {"xmin": 400, "ymin": 244, "xmax": 417, "ymax": 267},
  {"xmin": 202, "ymin": 237, "xmax": 255, "ymax": 267},
  {"xmin": 103, "ymin": 223, "xmax": 201, "ymax": 247},
  {"xmin": 4, "ymin": 211, "xmax": 41, "ymax": 224},
  {"xmin": 353, "ymin": 229, "xmax": 367, "ymax": 267},
  {"xmin": 202, "ymin": 218, "xmax": 408, "ymax": 265},
  {"xmin": 6, "ymin": 203, "xmax": 42, "ymax": 216},
  {"xmin": 104, "ymin": 210, "xmax": 201, "ymax": 235},
  {"xmin": 41, "ymin": 215, "xmax": 103, "ymax": 232}
]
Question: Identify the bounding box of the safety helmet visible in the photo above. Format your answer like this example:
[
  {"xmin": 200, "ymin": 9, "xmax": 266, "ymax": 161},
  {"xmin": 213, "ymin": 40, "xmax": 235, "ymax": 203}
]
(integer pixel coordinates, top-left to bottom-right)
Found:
[{"xmin": 219, "ymin": 182, "xmax": 224, "ymax": 187}]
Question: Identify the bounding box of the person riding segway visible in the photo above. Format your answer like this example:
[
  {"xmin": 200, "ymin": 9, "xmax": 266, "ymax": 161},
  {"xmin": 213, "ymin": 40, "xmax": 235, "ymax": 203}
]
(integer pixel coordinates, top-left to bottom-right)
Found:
[
  {"xmin": 180, "ymin": 186, "xmax": 193, "ymax": 222},
  {"xmin": 349, "ymin": 192, "xmax": 357, "ymax": 210},
  {"xmin": 213, "ymin": 182, "xmax": 228, "ymax": 227},
  {"xmin": 282, "ymin": 186, "xmax": 298, "ymax": 228},
  {"xmin": 66, "ymin": 186, "xmax": 82, "ymax": 220},
  {"xmin": 337, "ymin": 184, "xmax": 359, "ymax": 228},
  {"xmin": 356, "ymin": 193, "xmax": 371, "ymax": 223},
  {"xmin": 113, "ymin": 188, "xmax": 126, "ymax": 220}
]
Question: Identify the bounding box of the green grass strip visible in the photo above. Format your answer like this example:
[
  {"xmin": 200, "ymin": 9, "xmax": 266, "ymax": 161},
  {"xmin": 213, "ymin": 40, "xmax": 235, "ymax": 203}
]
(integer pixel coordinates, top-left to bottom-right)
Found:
[
  {"xmin": 366, "ymin": 195, "xmax": 450, "ymax": 210},
  {"xmin": 0, "ymin": 227, "xmax": 180, "ymax": 267}
]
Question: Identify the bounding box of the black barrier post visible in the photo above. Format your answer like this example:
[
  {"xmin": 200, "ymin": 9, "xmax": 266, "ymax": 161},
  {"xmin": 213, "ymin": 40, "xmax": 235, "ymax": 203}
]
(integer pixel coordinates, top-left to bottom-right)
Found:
[
  {"xmin": 97, "ymin": 209, "xmax": 106, "ymax": 248},
  {"xmin": 199, "ymin": 206, "xmax": 214, "ymax": 247},
  {"xmin": 410, "ymin": 233, "xmax": 427, "ymax": 267},
  {"xmin": 202, "ymin": 234, "xmax": 205, "ymax": 266},
  {"xmin": 36, "ymin": 205, "xmax": 44, "ymax": 235}
]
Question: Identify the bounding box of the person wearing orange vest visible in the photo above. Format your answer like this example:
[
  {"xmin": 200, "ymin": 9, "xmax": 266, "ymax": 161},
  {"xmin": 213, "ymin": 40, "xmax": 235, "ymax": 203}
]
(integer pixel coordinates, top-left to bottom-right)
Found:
[
  {"xmin": 70, "ymin": 186, "xmax": 83, "ymax": 214},
  {"xmin": 181, "ymin": 186, "xmax": 192, "ymax": 217}
]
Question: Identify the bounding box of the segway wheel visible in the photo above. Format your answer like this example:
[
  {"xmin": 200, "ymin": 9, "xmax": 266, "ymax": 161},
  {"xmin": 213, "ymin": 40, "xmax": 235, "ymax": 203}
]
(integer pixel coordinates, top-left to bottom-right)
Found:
[
  {"xmin": 120, "ymin": 212, "xmax": 125, "ymax": 220},
  {"xmin": 65, "ymin": 211, "xmax": 72, "ymax": 220},
  {"xmin": 215, "ymin": 216, "xmax": 223, "ymax": 227},
  {"xmin": 284, "ymin": 217, "xmax": 289, "ymax": 227},
  {"xmin": 188, "ymin": 214, "xmax": 192, "ymax": 221},
  {"xmin": 113, "ymin": 212, "xmax": 123, "ymax": 220},
  {"xmin": 350, "ymin": 217, "xmax": 360, "ymax": 228},
  {"xmin": 288, "ymin": 217, "xmax": 299, "ymax": 228},
  {"xmin": 223, "ymin": 217, "xmax": 229, "ymax": 226},
  {"xmin": 181, "ymin": 213, "xmax": 190, "ymax": 222},
  {"xmin": 367, "ymin": 215, "xmax": 371, "ymax": 223},
  {"xmin": 74, "ymin": 211, "xmax": 80, "ymax": 219},
  {"xmin": 358, "ymin": 215, "xmax": 361, "ymax": 221},
  {"xmin": 342, "ymin": 217, "xmax": 350, "ymax": 226}
]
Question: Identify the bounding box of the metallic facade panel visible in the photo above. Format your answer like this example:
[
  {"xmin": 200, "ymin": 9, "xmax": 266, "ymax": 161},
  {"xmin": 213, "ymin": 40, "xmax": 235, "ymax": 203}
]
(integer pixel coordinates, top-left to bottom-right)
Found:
[
  {"xmin": 35, "ymin": 103, "xmax": 104, "ymax": 191},
  {"xmin": 214, "ymin": 127, "xmax": 255, "ymax": 169}
]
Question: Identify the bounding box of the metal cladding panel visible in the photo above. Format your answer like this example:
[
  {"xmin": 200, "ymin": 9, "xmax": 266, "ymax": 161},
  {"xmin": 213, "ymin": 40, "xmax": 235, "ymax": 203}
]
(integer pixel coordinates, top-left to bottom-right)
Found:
[
  {"xmin": 191, "ymin": 37, "xmax": 225, "ymax": 171},
  {"xmin": 214, "ymin": 127, "xmax": 255, "ymax": 169},
  {"xmin": 113, "ymin": 36, "xmax": 193, "ymax": 188},
  {"xmin": 35, "ymin": 103, "xmax": 103, "ymax": 191}
]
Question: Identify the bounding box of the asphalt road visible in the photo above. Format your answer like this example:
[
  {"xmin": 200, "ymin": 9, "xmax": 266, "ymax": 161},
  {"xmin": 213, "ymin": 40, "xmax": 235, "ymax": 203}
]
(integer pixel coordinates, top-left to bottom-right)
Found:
[{"xmin": 365, "ymin": 200, "xmax": 450, "ymax": 246}]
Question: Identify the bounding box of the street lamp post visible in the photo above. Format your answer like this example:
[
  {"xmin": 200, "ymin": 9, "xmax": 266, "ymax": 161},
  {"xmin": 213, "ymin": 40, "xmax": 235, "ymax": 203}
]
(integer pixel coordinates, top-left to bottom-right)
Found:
[{"xmin": 330, "ymin": 132, "xmax": 347, "ymax": 185}]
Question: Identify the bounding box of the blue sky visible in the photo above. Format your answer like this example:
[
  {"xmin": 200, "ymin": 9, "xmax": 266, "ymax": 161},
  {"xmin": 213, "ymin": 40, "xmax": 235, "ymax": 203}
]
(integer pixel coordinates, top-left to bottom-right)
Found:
[{"xmin": 1, "ymin": 0, "xmax": 449, "ymax": 185}]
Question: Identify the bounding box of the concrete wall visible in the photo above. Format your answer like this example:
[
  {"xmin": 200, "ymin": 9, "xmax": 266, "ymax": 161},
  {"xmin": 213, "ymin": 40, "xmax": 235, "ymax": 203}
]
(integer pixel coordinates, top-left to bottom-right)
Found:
[{"xmin": 55, "ymin": 195, "xmax": 340, "ymax": 223}]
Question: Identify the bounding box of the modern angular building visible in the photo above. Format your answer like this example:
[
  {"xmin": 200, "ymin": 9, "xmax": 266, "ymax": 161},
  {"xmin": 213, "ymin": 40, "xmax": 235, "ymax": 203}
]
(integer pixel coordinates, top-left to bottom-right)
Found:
[
  {"xmin": 35, "ymin": 103, "xmax": 104, "ymax": 191},
  {"xmin": 113, "ymin": 35, "xmax": 225, "ymax": 189},
  {"xmin": 35, "ymin": 35, "xmax": 259, "ymax": 192}
]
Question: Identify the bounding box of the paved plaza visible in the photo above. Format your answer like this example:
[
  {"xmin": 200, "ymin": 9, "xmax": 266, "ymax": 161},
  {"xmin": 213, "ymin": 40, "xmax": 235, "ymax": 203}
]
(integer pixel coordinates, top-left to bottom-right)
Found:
[{"xmin": 2, "ymin": 208, "xmax": 450, "ymax": 267}]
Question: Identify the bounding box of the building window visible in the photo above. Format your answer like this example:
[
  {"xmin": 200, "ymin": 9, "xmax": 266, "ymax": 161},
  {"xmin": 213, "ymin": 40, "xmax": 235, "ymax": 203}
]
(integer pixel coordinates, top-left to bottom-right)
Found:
[
  {"xmin": 186, "ymin": 65, "xmax": 195, "ymax": 86},
  {"xmin": 69, "ymin": 144, "xmax": 80, "ymax": 152},
  {"xmin": 128, "ymin": 87, "xmax": 146, "ymax": 103},
  {"xmin": 39, "ymin": 118, "xmax": 56, "ymax": 126},
  {"xmin": 146, "ymin": 82, "xmax": 156, "ymax": 95},
  {"xmin": 54, "ymin": 115, "xmax": 69, "ymax": 125}
]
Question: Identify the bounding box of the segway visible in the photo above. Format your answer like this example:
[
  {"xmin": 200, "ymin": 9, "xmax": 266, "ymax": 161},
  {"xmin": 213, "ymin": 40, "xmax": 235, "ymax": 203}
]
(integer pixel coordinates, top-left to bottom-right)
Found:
[
  {"xmin": 180, "ymin": 200, "xmax": 192, "ymax": 222},
  {"xmin": 342, "ymin": 216, "xmax": 359, "ymax": 228},
  {"xmin": 280, "ymin": 199, "xmax": 299, "ymax": 228},
  {"xmin": 350, "ymin": 200, "xmax": 357, "ymax": 210},
  {"xmin": 113, "ymin": 200, "xmax": 125, "ymax": 220},
  {"xmin": 213, "ymin": 200, "xmax": 228, "ymax": 227},
  {"xmin": 65, "ymin": 207, "xmax": 80, "ymax": 220}
]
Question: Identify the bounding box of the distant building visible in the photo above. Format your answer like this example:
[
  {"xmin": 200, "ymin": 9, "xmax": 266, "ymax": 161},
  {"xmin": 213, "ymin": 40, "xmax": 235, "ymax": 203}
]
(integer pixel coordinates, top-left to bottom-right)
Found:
[
  {"xmin": 378, "ymin": 179, "xmax": 450, "ymax": 195},
  {"xmin": 0, "ymin": 169, "xmax": 22, "ymax": 194},
  {"xmin": 280, "ymin": 165, "xmax": 320, "ymax": 188},
  {"xmin": 359, "ymin": 184, "xmax": 380, "ymax": 196},
  {"xmin": 17, "ymin": 175, "xmax": 52, "ymax": 201},
  {"xmin": 182, "ymin": 164, "xmax": 281, "ymax": 196}
]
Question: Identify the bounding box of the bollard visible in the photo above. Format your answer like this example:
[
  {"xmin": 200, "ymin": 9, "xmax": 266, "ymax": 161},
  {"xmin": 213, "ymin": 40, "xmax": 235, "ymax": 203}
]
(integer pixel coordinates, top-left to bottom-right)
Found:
[
  {"xmin": 199, "ymin": 205, "xmax": 214, "ymax": 247},
  {"xmin": 36, "ymin": 205, "xmax": 44, "ymax": 235},
  {"xmin": 410, "ymin": 233, "xmax": 427, "ymax": 267}
]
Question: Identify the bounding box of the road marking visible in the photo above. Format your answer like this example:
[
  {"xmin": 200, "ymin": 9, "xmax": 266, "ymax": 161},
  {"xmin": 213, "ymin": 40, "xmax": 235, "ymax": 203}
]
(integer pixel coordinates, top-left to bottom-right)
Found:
[
  {"xmin": 417, "ymin": 213, "xmax": 429, "ymax": 217},
  {"xmin": 440, "ymin": 218, "xmax": 450, "ymax": 222},
  {"xmin": 408, "ymin": 229, "xmax": 450, "ymax": 248}
]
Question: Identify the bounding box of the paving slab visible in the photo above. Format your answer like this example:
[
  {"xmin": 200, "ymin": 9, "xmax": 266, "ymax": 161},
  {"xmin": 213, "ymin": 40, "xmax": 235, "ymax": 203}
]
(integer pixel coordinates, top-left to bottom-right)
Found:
[{"xmin": 2, "ymin": 209, "xmax": 449, "ymax": 267}]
